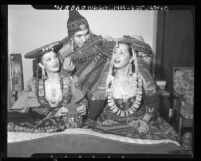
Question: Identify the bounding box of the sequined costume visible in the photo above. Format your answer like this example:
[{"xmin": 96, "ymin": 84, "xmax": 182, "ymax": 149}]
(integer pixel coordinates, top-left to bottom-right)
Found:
[
  {"xmin": 91, "ymin": 37, "xmax": 179, "ymax": 143},
  {"xmin": 8, "ymin": 75, "xmax": 88, "ymax": 133}
]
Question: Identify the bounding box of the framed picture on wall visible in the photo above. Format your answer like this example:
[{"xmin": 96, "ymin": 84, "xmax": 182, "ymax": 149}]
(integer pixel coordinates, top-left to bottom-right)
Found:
[{"xmin": 10, "ymin": 53, "xmax": 24, "ymax": 98}]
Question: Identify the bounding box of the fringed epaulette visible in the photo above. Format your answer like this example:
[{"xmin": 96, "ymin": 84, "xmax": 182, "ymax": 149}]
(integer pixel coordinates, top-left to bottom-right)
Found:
[
  {"xmin": 68, "ymin": 35, "xmax": 103, "ymax": 67},
  {"xmin": 131, "ymin": 39, "xmax": 153, "ymax": 57},
  {"xmin": 95, "ymin": 40, "xmax": 114, "ymax": 58},
  {"xmin": 68, "ymin": 35, "xmax": 102, "ymax": 58}
]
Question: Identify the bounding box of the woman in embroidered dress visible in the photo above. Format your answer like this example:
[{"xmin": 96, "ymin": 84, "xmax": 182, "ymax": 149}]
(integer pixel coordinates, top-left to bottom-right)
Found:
[
  {"xmin": 8, "ymin": 41, "xmax": 88, "ymax": 133},
  {"xmin": 92, "ymin": 36, "xmax": 179, "ymax": 143}
]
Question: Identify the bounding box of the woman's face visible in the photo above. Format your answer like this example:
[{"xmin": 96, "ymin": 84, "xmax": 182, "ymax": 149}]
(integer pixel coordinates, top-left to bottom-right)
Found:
[
  {"xmin": 40, "ymin": 51, "xmax": 60, "ymax": 73},
  {"xmin": 113, "ymin": 43, "xmax": 132, "ymax": 69}
]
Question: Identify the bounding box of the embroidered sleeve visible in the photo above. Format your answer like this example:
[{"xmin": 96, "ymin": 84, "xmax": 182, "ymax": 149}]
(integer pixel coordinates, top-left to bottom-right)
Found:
[
  {"xmin": 58, "ymin": 40, "xmax": 75, "ymax": 76},
  {"xmin": 77, "ymin": 96, "xmax": 88, "ymax": 113},
  {"xmin": 77, "ymin": 97, "xmax": 88, "ymax": 107},
  {"xmin": 60, "ymin": 67, "xmax": 74, "ymax": 77},
  {"xmin": 58, "ymin": 36, "xmax": 73, "ymax": 62},
  {"xmin": 142, "ymin": 92, "xmax": 160, "ymax": 117},
  {"xmin": 70, "ymin": 76, "xmax": 87, "ymax": 104}
]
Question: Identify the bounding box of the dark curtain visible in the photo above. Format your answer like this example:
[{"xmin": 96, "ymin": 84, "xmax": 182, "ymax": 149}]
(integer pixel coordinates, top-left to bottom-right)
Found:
[{"xmin": 155, "ymin": 10, "xmax": 194, "ymax": 95}]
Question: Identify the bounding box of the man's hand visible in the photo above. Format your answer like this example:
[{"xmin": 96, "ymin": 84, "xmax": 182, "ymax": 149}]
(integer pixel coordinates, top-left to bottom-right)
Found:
[
  {"xmin": 76, "ymin": 104, "xmax": 86, "ymax": 115},
  {"xmin": 63, "ymin": 57, "xmax": 75, "ymax": 72}
]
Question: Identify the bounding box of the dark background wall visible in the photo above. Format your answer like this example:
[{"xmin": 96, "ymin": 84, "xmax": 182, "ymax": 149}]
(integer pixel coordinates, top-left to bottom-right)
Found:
[{"xmin": 155, "ymin": 10, "xmax": 194, "ymax": 95}]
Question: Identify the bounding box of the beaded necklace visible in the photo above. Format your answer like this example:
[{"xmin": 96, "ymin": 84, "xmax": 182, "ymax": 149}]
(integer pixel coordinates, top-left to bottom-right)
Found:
[{"xmin": 107, "ymin": 73, "xmax": 143, "ymax": 117}]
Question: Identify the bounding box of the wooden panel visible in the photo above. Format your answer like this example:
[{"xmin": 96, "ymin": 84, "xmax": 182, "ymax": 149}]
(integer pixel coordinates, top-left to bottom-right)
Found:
[{"xmin": 155, "ymin": 11, "xmax": 166, "ymax": 80}]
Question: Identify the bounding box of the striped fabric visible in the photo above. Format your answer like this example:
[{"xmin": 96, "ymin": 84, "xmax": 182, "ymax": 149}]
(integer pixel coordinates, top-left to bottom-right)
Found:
[
  {"xmin": 92, "ymin": 96, "xmax": 179, "ymax": 143},
  {"xmin": 62, "ymin": 35, "xmax": 112, "ymax": 100}
]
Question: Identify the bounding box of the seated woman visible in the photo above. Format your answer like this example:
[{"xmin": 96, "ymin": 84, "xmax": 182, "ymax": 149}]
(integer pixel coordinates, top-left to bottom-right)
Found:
[
  {"xmin": 8, "ymin": 41, "xmax": 88, "ymax": 133},
  {"xmin": 92, "ymin": 36, "xmax": 178, "ymax": 142}
]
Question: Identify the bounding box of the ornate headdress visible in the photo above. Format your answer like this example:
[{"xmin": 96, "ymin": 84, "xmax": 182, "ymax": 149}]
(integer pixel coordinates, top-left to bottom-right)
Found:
[
  {"xmin": 24, "ymin": 41, "xmax": 63, "ymax": 80},
  {"xmin": 67, "ymin": 10, "xmax": 89, "ymax": 37},
  {"xmin": 106, "ymin": 36, "xmax": 156, "ymax": 96},
  {"xmin": 25, "ymin": 41, "xmax": 62, "ymax": 59}
]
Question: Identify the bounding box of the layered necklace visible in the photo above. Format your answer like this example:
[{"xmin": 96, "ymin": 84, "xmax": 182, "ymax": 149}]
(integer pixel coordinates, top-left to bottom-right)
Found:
[{"xmin": 107, "ymin": 73, "xmax": 143, "ymax": 117}]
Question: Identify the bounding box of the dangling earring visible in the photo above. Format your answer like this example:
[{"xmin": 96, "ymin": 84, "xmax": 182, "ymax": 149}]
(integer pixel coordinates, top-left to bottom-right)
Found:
[
  {"xmin": 42, "ymin": 67, "xmax": 46, "ymax": 80},
  {"xmin": 132, "ymin": 48, "xmax": 138, "ymax": 74},
  {"xmin": 39, "ymin": 63, "xmax": 46, "ymax": 80},
  {"xmin": 112, "ymin": 66, "xmax": 116, "ymax": 76},
  {"xmin": 128, "ymin": 61, "xmax": 133, "ymax": 75}
]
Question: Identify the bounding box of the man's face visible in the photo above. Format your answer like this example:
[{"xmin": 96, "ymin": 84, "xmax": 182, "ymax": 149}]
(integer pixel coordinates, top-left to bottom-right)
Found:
[{"xmin": 73, "ymin": 28, "xmax": 90, "ymax": 48}]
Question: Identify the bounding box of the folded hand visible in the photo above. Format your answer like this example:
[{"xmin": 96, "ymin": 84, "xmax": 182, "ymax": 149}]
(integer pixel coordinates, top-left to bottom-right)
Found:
[{"xmin": 76, "ymin": 104, "xmax": 86, "ymax": 115}]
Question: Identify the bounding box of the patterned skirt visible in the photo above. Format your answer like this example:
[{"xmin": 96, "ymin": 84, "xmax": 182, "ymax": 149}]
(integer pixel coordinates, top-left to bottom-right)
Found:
[
  {"xmin": 7, "ymin": 107, "xmax": 83, "ymax": 133},
  {"xmin": 92, "ymin": 104, "xmax": 179, "ymax": 142}
]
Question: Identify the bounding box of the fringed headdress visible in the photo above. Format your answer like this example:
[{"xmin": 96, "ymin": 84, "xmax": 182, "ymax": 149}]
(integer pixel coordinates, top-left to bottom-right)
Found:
[{"xmin": 106, "ymin": 36, "xmax": 156, "ymax": 96}]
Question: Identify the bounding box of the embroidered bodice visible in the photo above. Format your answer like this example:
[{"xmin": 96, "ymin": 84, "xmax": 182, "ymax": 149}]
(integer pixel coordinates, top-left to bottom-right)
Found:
[
  {"xmin": 37, "ymin": 76, "xmax": 73, "ymax": 109},
  {"xmin": 44, "ymin": 78, "xmax": 63, "ymax": 107}
]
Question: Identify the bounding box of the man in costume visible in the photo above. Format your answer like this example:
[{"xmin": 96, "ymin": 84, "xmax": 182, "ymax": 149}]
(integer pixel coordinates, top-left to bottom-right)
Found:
[
  {"xmin": 58, "ymin": 11, "xmax": 154, "ymax": 128},
  {"xmin": 58, "ymin": 10, "xmax": 114, "ymax": 127}
]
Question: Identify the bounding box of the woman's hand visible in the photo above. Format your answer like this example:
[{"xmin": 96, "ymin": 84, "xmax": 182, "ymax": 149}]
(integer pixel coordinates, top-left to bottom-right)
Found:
[
  {"xmin": 76, "ymin": 104, "xmax": 86, "ymax": 115},
  {"xmin": 142, "ymin": 112, "xmax": 153, "ymax": 123},
  {"xmin": 63, "ymin": 57, "xmax": 75, "ymax": 71},
  {"xmin": 138, "ymin": 120, "xmax": 150, "ymax": 134},
  {"xmin": 55, "ymin": 107, "xmax": 69, "ymax": 117}
]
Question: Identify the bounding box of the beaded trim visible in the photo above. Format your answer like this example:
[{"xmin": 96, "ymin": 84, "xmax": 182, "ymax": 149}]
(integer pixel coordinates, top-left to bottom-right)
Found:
[{"xmin": 107, "ymin": 74, "xmax": 143, "ymax": 117}]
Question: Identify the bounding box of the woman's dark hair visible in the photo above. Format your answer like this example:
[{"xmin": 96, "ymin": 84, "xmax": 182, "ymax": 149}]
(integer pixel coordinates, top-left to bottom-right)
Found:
[{"xmin": 33, "ymin": 58, "xmax": 42, "ymax": 80}]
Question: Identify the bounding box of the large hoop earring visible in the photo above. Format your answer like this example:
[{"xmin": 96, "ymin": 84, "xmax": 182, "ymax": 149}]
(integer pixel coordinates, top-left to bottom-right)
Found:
[{"xmin": 128, "ymin": 61, "xmax": 133, "ymax": 75}]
